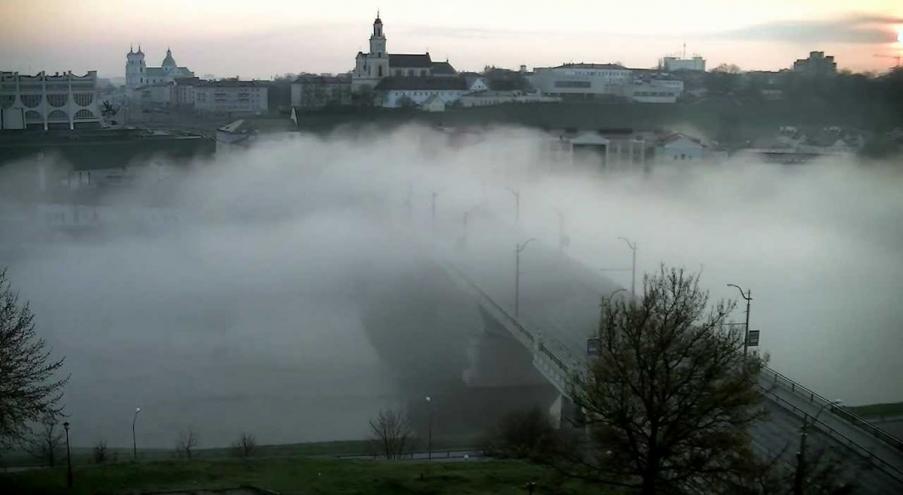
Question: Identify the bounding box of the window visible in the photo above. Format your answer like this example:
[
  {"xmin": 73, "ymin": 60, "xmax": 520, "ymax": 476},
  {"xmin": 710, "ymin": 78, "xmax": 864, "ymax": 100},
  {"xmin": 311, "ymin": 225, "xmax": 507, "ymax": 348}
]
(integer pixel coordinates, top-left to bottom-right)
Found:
[{"xmin": 554, "ymin": 80, "xmax": 591, "ymax": 88}]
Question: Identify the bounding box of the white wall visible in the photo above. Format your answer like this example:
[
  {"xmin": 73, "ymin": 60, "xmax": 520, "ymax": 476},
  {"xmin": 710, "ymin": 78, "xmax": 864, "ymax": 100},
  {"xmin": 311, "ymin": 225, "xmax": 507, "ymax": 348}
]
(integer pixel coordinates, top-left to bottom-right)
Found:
[{"xmin": 383, "ymin": 89, "xmax": 464, "ymax": 108}]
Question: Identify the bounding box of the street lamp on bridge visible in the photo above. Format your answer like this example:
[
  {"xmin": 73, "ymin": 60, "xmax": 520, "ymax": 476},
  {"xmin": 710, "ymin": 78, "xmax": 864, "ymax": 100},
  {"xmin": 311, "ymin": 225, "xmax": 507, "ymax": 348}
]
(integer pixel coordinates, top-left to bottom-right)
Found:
[
  {"xmin": 506, "ymin": 187, "xmax": 520, "ymax": 224},
  {"xmin": 727, "ymin": 284, "xmax": 752, "ymax": 356},
  {"xmin": 617, "ymin": 237, "xmax": 637, "ymax": 298},
  {"xmin": 515, "ymin": 238, "xmax": 536, "ymax": 319}
]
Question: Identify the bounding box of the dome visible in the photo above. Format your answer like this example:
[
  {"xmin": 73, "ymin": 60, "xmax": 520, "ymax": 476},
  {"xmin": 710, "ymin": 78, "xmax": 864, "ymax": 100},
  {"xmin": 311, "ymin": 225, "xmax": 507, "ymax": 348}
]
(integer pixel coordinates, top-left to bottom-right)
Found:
[{"xmin": 162, "ymin": 48, "xmax": 177, "ymax": 67}]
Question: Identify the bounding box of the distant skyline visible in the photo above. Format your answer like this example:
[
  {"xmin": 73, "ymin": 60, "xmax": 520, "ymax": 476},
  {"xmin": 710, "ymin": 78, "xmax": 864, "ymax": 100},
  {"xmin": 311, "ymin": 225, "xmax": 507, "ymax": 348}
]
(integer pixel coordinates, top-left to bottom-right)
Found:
[{"xmin": 2, "ymin": 0, "xmax": 902, "ymax": 79}]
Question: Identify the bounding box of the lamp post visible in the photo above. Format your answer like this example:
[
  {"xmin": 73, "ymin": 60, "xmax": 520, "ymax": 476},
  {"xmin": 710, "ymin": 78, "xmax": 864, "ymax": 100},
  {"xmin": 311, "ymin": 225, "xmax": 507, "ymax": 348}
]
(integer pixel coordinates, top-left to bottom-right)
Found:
[
  {"xmin": 132, "ymin": 407, "xmax": 141, "ymax": 461},
  {"xmin": 618, "ymin": 237, "xmax": 637, "ymax": 297},
  {"xmin": 431, "ymin": 192, "xmax": 439, "ymax": 225},
  {"xmin": 425, "ymin": 396, "xmax": 433, "ymax": 461},
  {"xmin": 794, "ymin": 399, "xmax": 842, "ymax": 495},
  {"xmin": 515, "ymin": 238, "xmax": 536, "ymax": 319},
  {"xmin": 462, "ymin": 204, "xmax": 482, "ymax": 245},
  {"xmin": 63, "ymin": 421, "xmax": 72, "ymax": 488},
  {"xmin": 506, "ymin": 187, "xmax": 520, "ymax": 224},
  {"xmin": 554, "ymin": 209, "xmax": 568, "ymax": 252},
  {"xmin": 727, "ymin": 284, "xmax": 752, "ymax": 356}
]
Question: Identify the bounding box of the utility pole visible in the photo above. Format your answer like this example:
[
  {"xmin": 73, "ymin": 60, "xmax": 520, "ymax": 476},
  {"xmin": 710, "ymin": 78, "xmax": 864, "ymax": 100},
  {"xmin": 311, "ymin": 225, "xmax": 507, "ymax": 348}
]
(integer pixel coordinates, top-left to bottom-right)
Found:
[
  {"xmin": 63, "ymin": 421, "xmax": 72, "ymax": 488},
  {"xmin": 618, "ymin": 237, "xmax": 637, "ymax": 297},
  {"xmin": 554, "ymin": 209, "xmax": 567, "ymax": 252},
  {"xmin": 431, "ymin": 192, "xmax": 438, "ymax": 225},
  {"xmin": 425, "ymin": 396, "xmax": 433, "ymax": 461},
  {"xmin": 515, "ymin": 238, "xmax": 536, "ymax": 319},
  {"xmin": 507, "ymin": 187, "xmax": 520, "ymax": 224},
  {"xmin": 132, "ymin": 407, "xmax": 141, "ymax": 461},
  {"xmin": 727, "ymin": 284, "xmax": 752, "ymax": 356}
]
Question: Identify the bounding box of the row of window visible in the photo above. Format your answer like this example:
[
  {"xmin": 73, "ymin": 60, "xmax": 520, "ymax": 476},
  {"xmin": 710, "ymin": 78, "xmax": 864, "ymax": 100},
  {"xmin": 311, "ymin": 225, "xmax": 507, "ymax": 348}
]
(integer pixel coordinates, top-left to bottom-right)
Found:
[
  {"xmin": 14, "ymin": 93, "xmax": 94, "ymax": 108},
  {"xmin": 20, "ymin": 109, "xmax": 96, "ymax": 121},
  {"xmin": 554, "ymin": 81, "xmax": 592, "ymax": 88},
  {"xmin": 634, "ymin": 91, "xmax": 677, "ymax": 97}
]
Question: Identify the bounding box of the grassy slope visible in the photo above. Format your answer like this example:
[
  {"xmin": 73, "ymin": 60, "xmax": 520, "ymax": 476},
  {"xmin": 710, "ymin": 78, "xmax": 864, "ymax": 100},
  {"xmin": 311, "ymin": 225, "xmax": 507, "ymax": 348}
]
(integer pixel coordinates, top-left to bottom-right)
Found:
[{"xmin": 1, "ymin": 456, "xmax": 603, "ymax": 495}]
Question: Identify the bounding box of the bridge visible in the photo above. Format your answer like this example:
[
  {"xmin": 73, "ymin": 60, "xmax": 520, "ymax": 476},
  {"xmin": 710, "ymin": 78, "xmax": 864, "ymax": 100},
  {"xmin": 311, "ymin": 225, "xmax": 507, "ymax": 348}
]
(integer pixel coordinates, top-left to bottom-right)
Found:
[{"xmin": 409, "ymin": 210, "xmax": 903, "ymax": 493}]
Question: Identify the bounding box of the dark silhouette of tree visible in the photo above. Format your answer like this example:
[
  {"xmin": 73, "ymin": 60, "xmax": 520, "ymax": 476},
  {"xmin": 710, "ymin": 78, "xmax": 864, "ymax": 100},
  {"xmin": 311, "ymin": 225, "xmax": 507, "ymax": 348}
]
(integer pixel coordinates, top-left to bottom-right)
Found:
[
  {"xmin": 93, "ymin": 440, "xmax": 108, "ymax": 464},
  {"xmin": 483, "ymin": 406, "xmax": 559, "ymax": 461},
  {"xmin": 23, "ymin": 416, "xmax": 64, "ymax": 467},
  {"xmin": 369, "ymin": 408, "xmax": 412, "ymax": 460},
  {"xmin": 175, "ymin": 428, "xmax": 198, "ymax": 459},
  {"xmin": 231, "ymin": 432, "xmax": 257, "ymax": 458},
  {"xmin": 563, "ymin": 266, "xmax": 764, "ymax": 494},
  {"xmin": 0, "ymin": 269, "xmax": 67, "ymax": 449}
]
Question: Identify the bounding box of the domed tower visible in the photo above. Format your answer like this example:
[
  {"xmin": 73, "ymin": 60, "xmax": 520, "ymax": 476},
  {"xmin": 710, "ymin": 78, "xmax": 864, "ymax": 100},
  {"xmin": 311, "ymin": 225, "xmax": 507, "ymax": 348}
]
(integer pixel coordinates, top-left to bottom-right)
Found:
[
  {"xmin": 125, "ymin": 45, "xmax": 146, "ymax": 89},
  {"xmin": 161, "ymin": 47, "xmax": 177, "ymax": 74}
]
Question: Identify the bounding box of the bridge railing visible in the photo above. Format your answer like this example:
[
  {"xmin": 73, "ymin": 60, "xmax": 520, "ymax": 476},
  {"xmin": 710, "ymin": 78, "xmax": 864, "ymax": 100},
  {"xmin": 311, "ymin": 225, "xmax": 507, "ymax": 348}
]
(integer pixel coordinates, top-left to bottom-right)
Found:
[
  {"xmin": 441, "ymin": 260, "xmax": 579, "ymax": 394},
  {"xmin": 762, "ymin": 385, "xmax": 903, "ymax": 484},
  {"xmin": 762, "ymin": 367, "xmax": 903, "ymax": 453}
]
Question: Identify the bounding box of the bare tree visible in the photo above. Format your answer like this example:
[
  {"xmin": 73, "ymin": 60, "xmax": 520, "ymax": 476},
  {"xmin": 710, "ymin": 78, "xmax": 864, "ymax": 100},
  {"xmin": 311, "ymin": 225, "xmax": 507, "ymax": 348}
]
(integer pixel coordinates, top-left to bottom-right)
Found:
[
  {"xmin": 23, "ymin": 416, "xmax": 64, "ymax": 467},
  {"xmin": 0, "ymin": 269, "xmax": 68, "ymax": 449},
  {"xmin": 93, "ymin": 440, "xmax": 108, "ymax": 464},
  {"xmin": 563, "ymin": 266, "xmax": 764, "ymax": 494},
  {"xmin": 231, "ymin": 432, "xmax": 257, "ymax": 458},
  {"xmin": 175, "ymin": 428, "xmax": 198, "ymax": 459},
  {"xmin": 483, "ymin": 407, "xmax": 559, "ymax": 461},
  {"xmin": 369, "ymin": 408, "xmax": 412, "ymax": 460}
]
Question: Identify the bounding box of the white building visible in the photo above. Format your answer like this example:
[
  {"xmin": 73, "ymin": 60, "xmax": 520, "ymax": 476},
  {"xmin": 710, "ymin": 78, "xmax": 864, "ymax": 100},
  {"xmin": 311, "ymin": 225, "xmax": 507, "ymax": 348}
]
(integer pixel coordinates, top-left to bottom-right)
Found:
[
  {"xmin": 661, "ymin": 56, "xmax": 706, "ymax": 72},
  {"xmin": 656, "ymin": 133, "xmax": 707, "ymax": 162},
  {"xmin": 376, "ymin": 77, "xmax": 468, "ymax": 108},
  {"xmin": 629, "ymin": 79, "xmax": 684, "ymax": 103},
  {"xmin": 530, "ymin": 63, "xmax": 633, "ymax": 98},
  {"xmin": 458, "ymin": 90, "xmax": 561, "ymax": 107},
  {"xmin": 0, "ymin": 70, "xmax": 101, "ymax": 131},
  {"xmin": 125, "ymin": 46, "xmax": 194, "ymax": 90},
  {"xmin": 351, "ymin": 14, "xmax": 458, "ymax": 92}
]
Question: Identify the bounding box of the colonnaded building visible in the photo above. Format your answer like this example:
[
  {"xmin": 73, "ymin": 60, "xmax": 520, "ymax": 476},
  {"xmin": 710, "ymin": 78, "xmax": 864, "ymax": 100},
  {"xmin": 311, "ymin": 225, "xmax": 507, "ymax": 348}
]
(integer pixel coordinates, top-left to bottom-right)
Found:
[
  {"xmin": 125, "ymin": 46, "xmax": 194, "ymax": 90},
  {"xmin": 351, "ymin": 13, "xmax": 458, "ymax": 92},
  {"xmin": 0, "ymin": 70, "xmax": 101, "ymax": 131}
]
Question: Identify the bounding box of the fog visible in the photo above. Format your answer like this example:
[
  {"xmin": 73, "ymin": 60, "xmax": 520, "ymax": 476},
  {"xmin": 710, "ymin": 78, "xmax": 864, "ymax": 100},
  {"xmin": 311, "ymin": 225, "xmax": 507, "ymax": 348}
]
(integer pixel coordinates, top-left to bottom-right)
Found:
[{"xmin": 1, "ymin": 125, "xmax": 902, "ymax": 448}]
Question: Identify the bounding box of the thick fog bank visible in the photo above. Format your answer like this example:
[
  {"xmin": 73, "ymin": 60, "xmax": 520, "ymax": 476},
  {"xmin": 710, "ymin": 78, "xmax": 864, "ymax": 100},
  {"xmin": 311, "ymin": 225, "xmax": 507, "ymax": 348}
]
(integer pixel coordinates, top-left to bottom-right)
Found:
[{"xmin": 1, "ymin": 125, "xmax": 901, "ymax": 447}]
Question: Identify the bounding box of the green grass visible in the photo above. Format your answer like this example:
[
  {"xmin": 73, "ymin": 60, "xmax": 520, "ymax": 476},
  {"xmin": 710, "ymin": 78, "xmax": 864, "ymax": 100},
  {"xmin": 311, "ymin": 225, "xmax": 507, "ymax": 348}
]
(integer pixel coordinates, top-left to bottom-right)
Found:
[
  {"xmin": 1, "ymin": 456, "xmax": 604, "ymax": 495},
  {"xmin": 847, "ymin": 402, "xmax": 903, "ymax": 418}
]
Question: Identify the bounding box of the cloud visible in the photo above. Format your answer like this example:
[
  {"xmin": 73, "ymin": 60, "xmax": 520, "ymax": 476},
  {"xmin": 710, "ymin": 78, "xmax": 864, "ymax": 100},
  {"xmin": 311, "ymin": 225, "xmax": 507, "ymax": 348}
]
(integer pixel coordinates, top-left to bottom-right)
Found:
[{"xmin": 714, "ymin": 14, "xmax": 903, "ymax": 44}]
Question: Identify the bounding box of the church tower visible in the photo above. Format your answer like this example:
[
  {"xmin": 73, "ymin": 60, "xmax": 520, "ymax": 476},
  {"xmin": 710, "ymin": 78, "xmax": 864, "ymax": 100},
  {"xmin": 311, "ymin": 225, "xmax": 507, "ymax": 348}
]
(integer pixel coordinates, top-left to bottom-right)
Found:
[
  {"xmin": 370, "ymin": 13, "xmax": 386, "ymax": 56},
  {"xmin": 125, "ymin": 45, "xmax": 146, "ymax": 89}
]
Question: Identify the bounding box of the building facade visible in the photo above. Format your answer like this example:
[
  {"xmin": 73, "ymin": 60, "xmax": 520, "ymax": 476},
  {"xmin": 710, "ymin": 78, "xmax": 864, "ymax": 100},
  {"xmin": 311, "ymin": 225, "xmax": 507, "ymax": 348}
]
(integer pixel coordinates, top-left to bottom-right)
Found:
[
  {"xmin": 530, "ymin": 63, "xmax": 633, "ymax": 98},
  {"xmin": 662, "ymin": 56, "xmax": 706, "ymax": 72},
  {"xmin": 291, "ymin": 75, "xmax": 353, "ymax": 109},
  {"xmin": 351, "ymin": 14, "xmax": 457, "ymax": 92},
  {"xmin": 0, "ymin": 70, "xmax": 101, "ymax": 131},
  {"xmin": 793, "ymin": 51, "xmax": 837, "ymax": 77},
  {"xmin": 126, "ymin": 46, "xmax": 194, "ymax": 89},
  {"xmin": 192, "ymin": 80, "xmax": 268, "ymax": 114}
]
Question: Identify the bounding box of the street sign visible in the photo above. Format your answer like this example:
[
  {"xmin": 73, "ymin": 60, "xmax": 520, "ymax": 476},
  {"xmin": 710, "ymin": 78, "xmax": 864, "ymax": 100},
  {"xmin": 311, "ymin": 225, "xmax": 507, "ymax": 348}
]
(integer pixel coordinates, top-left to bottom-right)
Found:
[
  {"xmin": 747, "ymin": 330, "xmax": 760, "ymax": 347},
  {"xmin": 586, "ymin": 338, "xmax": 600, "ymax": 357}
]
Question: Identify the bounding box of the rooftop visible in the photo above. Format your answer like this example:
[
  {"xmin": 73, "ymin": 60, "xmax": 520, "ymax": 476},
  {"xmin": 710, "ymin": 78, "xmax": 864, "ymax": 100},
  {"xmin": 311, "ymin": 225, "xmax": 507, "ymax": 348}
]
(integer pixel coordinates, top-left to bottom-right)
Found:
[
  {"xmin": 375, "ymin": 76, "xmax": 467, "ymax": 91},
  {"xmin": 389, "ymin": 53, "xmax": 433, "ymax": 68}
]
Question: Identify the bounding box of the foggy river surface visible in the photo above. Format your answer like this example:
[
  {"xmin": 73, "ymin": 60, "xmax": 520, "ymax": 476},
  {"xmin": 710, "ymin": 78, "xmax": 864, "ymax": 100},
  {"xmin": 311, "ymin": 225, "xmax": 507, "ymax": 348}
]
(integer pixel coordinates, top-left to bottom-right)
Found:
[{"xmin": 2, "ymin": 129, "xmax": 902, "ymax": 447}]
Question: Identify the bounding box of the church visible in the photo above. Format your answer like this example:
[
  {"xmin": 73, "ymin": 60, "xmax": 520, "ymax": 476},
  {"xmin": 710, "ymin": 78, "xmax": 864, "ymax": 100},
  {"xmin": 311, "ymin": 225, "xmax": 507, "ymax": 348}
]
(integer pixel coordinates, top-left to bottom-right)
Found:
[
  {"xmin": 125, "ymin": 46, "xmax": 194, "ymax": 89},
  {"xmin": 352, "ymin": 13, "xmax": 458, "ymax": 92}
]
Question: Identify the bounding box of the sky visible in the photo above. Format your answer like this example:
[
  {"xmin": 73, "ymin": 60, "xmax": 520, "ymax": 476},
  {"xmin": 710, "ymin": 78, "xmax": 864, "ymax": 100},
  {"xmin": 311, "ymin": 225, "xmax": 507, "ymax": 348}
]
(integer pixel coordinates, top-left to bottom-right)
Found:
[{"xmin": 2, "ymin": 0, "xmax": 903, "ymax": 79}]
